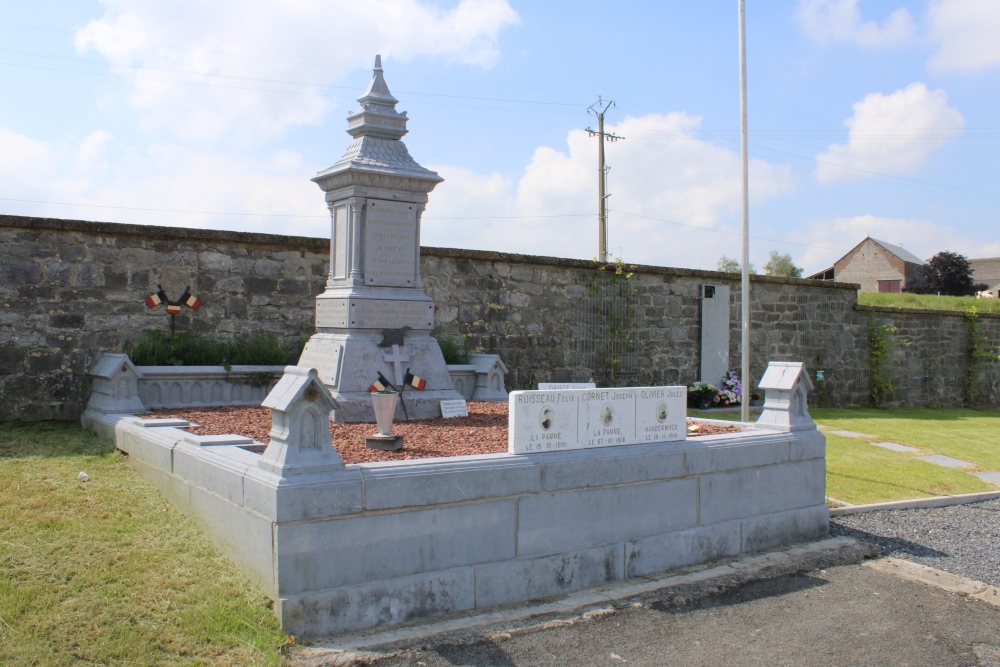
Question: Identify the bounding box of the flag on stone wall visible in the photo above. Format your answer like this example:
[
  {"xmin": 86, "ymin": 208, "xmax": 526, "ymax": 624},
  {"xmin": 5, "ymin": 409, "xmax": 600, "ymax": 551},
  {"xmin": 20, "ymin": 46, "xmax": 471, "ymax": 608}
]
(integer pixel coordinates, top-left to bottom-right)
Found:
[
  {"xmin": 145, "ymin": 288, "xmax": 167, "ymax": 308},
  {"xmin": 180, "ymin": 288, "xmax": 202, "ymax": 310}
]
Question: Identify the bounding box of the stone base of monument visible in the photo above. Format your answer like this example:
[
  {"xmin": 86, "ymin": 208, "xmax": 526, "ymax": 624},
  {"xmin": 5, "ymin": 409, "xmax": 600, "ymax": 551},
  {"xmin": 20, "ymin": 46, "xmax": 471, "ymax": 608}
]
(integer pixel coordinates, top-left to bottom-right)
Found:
[
  {"xmin": 299, "ymin": 331, "xmax": 464, "ymax": 422},
  {"xmin": 365, "ymin": 434, "xmax": 404, "ymax": 451}
]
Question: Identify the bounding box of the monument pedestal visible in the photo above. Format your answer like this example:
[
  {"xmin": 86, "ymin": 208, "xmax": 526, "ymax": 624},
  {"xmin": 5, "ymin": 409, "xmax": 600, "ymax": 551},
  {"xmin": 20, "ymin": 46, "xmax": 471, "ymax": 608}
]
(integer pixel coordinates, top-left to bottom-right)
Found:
[
  {"xmin": 300, "ymin": 331, "xmax": 462, "ymax": 422},
  {"xmin": 365, "ymin": 434, "xmax": 403, "ymax": 450}
]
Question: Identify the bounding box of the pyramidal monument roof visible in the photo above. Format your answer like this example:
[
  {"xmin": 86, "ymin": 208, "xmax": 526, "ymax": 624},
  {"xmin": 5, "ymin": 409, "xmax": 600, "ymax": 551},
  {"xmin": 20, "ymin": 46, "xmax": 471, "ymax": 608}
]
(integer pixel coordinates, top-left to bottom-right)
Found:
[{"xmin": 313, "ymin": 55, "xmax": 441, "ymax": 184}]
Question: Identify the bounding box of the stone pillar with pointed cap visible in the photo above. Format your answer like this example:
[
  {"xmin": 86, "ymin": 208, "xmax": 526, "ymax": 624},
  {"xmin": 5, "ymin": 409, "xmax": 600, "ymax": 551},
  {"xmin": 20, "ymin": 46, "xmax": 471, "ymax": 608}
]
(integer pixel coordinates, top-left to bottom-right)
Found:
[{"xmin": 298, "ymin": 55, "xmax": 463, "ymax": 421}]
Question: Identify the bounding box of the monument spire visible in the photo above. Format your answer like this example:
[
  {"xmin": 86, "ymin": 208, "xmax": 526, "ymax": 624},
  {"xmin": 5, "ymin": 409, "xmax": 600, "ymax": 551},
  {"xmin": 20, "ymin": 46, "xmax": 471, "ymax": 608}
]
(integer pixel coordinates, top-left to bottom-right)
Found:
[
  {"xmin": 344, "ymin": 54, "xmax": 408, "ymax": 141},
  {"xmin": 358, "ymin": 54, "xmax": 399, "ymax": 107}
]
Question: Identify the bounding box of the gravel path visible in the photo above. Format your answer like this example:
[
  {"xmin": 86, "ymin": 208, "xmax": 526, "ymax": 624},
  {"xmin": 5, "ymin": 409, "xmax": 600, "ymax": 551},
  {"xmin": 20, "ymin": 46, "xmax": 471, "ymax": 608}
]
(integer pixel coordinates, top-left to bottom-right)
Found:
[{"xmin": 831, "ymin": 498, "xmax": 1000, "ymax": 587}]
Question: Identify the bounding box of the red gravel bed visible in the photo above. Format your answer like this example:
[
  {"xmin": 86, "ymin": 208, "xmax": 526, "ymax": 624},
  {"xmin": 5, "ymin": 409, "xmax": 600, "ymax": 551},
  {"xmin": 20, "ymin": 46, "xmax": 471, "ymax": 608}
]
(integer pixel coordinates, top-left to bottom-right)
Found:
[{"xmin": 146, "ymin": 403, "xmax": 742, "ymax": 464}]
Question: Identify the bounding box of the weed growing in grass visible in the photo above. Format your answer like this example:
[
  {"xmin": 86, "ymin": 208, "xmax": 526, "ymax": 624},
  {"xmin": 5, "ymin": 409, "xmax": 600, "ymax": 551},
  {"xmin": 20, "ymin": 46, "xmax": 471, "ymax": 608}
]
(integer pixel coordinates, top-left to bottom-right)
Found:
[{"xmin": 433, "ymin": 331, "xmax": 471, "ymax": 365}]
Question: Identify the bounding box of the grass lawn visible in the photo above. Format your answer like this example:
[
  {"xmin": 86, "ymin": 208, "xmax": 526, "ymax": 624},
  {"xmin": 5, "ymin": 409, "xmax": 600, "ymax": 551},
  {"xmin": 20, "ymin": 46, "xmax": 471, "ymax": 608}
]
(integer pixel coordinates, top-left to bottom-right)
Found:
[
  {"xmin": 811, "ymin": 407, "xmax": 1000, "ymax": 472},
  {"xmin": 824, "ymin": 433, "xmax": 993, "ymax": 504},
  {"xmin": 0, "ymin": 422, "xmax": 288, "ymax": 666},
  {"xmin": 690, "ymin": 406, "xmax": 999, "ymax": 503},
  {"xmin": 858, "ymin": 292, "xmax": 1000, "ymax": 313}
]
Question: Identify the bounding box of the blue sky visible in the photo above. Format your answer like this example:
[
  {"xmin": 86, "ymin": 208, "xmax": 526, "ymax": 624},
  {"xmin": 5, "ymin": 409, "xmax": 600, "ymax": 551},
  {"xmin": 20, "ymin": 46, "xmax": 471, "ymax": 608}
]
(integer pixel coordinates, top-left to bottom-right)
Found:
[{"xmin": 1, "ymin": 1, "xmax": 998, "ymax": 274}]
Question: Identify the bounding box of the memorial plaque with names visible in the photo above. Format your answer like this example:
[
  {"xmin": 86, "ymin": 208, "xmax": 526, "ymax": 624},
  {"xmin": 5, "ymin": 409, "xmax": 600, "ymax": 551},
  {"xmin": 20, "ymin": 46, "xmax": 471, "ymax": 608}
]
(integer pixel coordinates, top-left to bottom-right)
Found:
[
  {"xmin": 577, "ymin": 388, "xmax": 637, "ymax": 448},
  {"xmin": 440, "ymin": 399, "xmax": 469, "ymax": 418},
  {"xmin": 509, "ymin": 386, "xmax": 686, "ymax": 454},
  {"xmin": 538, "ymin": 382, "xmax": 596, "ymax": 390},
  {"xmin": 635, "ymin": 386, "xmax": 687, "ymax": 443},
  {"xmin": 364, "ymin": 200, "xmax": 417, "ymax": 287},
  {"xmin": 316, "ymin": 297, "xmax": 434, "ymax": 330}
]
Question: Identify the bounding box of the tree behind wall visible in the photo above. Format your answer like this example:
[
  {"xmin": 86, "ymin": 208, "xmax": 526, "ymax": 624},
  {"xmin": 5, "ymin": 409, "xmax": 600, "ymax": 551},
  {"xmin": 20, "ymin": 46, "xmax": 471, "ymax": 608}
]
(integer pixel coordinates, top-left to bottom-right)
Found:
[
  {"xmin": 763, "ymin": 251, "xmax": 803, "ymax": 278},
  {"xmin": 717, "ymin": 255, "xmax": 756, "ymax": 274},
  {"xmin": 904, "ymin": 251, "xmax": 984, "ymax": 296}
]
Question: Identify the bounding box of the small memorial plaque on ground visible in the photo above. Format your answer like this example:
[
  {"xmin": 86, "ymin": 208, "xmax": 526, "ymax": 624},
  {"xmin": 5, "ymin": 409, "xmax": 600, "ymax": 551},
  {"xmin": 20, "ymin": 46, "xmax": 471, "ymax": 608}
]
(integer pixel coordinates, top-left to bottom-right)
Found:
[
  {"xmin": 440, "ymin": 399, "xmax": 469, "ymax": 418},
  {"xmin": 537, "ymin": 382, "xmax": 597, "ymax": 390},
  {"xmin": 508, "ymin": 386, "xmax": 685, "ymax": 454}
]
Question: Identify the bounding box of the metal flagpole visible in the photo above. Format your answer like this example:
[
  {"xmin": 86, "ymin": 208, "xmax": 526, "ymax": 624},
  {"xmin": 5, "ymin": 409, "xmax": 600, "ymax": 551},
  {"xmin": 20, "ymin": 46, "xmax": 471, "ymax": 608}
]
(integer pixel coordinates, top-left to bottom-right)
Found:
[{"xmin": 738, "ymin": 0, "xmax": 751, "ymax": 423}]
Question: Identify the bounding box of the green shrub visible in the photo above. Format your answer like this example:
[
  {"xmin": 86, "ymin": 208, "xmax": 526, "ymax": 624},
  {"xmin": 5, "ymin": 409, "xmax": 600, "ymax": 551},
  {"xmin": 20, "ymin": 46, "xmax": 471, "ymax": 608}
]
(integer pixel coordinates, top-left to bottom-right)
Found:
[
  {"xmin": 126, "ymin": 330, "xmax": 306, "ymax": 366},
  {"xmin": 433, "ymin": 332, "xmax": 471, "ymax": 365}
]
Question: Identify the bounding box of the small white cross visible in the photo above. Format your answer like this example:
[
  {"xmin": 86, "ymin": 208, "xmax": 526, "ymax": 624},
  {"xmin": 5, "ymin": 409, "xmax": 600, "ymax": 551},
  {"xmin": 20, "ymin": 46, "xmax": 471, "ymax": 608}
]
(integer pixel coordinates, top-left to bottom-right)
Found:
[{"xmin": 383, "ymin": 344, "xmax": 410, "ymax": 387}]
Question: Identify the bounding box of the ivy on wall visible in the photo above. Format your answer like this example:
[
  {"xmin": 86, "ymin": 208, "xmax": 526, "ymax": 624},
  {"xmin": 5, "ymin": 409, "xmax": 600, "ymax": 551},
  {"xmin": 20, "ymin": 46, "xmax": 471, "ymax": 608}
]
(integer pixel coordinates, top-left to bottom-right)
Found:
[
  {"xmin": 963, "ymin": 306, "xmax": 1000, "ymax": 406},
  {"xmin": 868, "ymin": 314, "xmax": 909, "ymax": 408},
  {"xmin": 580, "ymin": 255, "xmax": 640, "ymax": 387}
]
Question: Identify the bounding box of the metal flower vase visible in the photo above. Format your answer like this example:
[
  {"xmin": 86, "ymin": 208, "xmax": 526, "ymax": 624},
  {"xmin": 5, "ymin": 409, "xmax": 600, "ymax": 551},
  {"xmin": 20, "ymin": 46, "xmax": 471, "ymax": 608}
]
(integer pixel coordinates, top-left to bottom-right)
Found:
[{"xmin": 366, "ymin": 390, "xmax": 404, "ymax": 451}]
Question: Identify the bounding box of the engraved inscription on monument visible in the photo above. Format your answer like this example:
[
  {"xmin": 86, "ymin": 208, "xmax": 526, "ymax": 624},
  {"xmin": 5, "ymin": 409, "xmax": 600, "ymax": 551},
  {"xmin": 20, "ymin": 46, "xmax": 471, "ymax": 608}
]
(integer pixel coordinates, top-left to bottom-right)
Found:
[
  {"xmin": 365, "ymin": 200, "xmax": 417, "ymax": 287},
  {"xmin": 316, "ymin": 297, "xmax": 433, "ymax": 330}
]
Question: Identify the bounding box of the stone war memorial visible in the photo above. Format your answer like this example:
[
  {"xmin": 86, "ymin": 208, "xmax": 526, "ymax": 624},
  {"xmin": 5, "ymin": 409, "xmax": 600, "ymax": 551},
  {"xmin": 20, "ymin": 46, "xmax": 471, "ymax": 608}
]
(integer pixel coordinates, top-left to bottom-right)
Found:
[
  {"xmin": 297, "ymin": 55, "xmax": 463, "ymax": 421},
  {"xmin": 79, "ymin": 57, "xmax": 829, "ymax": 638}
]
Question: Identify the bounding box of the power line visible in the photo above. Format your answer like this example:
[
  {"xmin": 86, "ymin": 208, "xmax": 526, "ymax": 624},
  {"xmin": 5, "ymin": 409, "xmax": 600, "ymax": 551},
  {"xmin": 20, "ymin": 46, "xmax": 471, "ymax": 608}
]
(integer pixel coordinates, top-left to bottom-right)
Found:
[
  {"xmin": 0, "ymin": 47, "xmax": 588, "ymax": 107},
  {"xmin": 0, "ymin": 59, "xmax": 588, "ymax": 111},
  {"xmin": 609, "ymin": 209, "xmax": 848, "ymax": 252},
  {"xmin": 0, "ymin": 196, "xmax": 590, "ymax": 221},
  {"xmin": 0, "ymin": 19, "xmax": 592, "ymax": 96}
]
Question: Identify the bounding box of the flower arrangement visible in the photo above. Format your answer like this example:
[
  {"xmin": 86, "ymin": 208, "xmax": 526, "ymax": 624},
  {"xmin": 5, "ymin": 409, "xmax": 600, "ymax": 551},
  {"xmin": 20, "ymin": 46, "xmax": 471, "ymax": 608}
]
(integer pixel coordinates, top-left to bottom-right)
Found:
[
  {"xmin": 688, "ymin": 381, "xmax": 718, "ymax": 408},
  {"xmin": 714, "ymin": 370, "xmax": 742, "ymax": 406}
]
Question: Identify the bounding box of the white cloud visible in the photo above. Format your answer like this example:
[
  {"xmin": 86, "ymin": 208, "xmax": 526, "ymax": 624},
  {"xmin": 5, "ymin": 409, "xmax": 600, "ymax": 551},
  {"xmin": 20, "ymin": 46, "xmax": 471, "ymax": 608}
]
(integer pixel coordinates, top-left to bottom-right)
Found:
[
  {"xmin": 75, "ymin": 0, "xmax": 520, "ymax": 143},
  {"xmin": 795, "ymin": 0, "xmax": 916, "ymax": 48},
  {"xmin": 0, "ymin": 128, "xmax": 52, "ymax": 183},
  {"xmin": 423, "ymin": 113, "xmax": 794, "ymax": 269},
  {"xmin": 75, "ymin": 129, "xmax": 115, "ymax": 172},
  {"xmin": 927, "ymin": 0, "xmax": 1000, "ymax": 72},
  {"xmin": 0, "ymin": 126, "xmax": 329, "ymax": 234},
  {"xmin": 815, "ymin": 82, "xmax": 963, "ymax": 183}
]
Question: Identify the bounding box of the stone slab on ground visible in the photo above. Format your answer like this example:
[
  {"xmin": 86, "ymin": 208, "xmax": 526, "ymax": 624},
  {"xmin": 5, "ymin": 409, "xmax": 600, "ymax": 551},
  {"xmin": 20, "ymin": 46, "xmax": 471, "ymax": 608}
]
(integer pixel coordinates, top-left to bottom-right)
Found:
[
  {"xmin": 872, "ymin": 441, "xmax": 918, "ymax": 453},
  {"xmin": 917, "ymin": 454, "xmax": 974, "ymax": 469},
  {"xmin": 827, "ymin": 429, "xmax": 870, "ymax": 438},
  {"xmin": 974, "ymin": 471, "xmax": 1000, "ymax": 485}
]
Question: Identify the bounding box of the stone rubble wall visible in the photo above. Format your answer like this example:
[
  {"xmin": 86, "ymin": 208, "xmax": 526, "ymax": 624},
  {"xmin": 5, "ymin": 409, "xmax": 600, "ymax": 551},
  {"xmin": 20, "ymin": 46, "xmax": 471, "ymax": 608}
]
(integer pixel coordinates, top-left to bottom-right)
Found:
[{"xmin": 1, "ymin": 215, "xmax": 998, "ymax": 420}]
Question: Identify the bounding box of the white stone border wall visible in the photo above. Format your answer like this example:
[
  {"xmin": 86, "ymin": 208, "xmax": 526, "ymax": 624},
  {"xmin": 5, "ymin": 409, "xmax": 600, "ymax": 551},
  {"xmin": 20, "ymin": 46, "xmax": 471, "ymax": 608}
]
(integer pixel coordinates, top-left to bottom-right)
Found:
[
  {"xmin": 84, "ymin": 412, "xmax": 827, "ymax": 637},
  {"xmin": 135, "ymin": 365, "xmax": 286, "ymax": 408}
]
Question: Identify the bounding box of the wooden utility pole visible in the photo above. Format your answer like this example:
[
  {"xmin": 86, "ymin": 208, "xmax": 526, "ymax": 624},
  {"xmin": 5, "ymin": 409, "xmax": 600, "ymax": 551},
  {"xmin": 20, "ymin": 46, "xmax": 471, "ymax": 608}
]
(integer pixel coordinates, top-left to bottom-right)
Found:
[{"xmin": 586, "ymin": 98, "xmax": 624, "ymax": 263}]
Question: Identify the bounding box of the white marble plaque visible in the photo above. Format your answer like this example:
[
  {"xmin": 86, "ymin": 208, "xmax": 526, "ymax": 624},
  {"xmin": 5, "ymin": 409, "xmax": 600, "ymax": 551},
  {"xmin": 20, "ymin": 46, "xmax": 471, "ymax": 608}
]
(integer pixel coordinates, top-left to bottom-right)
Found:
[
  {"xmin": 440, "ymin": 399, "xmax": 468, "ymax": 418},
  {"xmin": 315, "ymin": 298, "xmax": 349, "ymax": 328},
  {"xmin": 365, "ymin": 200, "xmax": 417, "ymax": 287},
  {"xmin": 316, "ymin": 297, "xmax": 434, "ymax": 330},
  {"xmin": 634, "ymin": 386, "xmax": 686, "ymax": 443},
  {"xmin": 538, "ymin": 382, "xmax": 596, "ymax": 390},
  {"xmin": 509, "ymin": 386, "xmax": 686, "ymax": 454},
  {"xmin": 298, "ymin": 338, "xmax": 342, "ymax": 386},
  {"xmin": 508, "ymin": 390, "xmax": 580, "ymax": 453},
  {"xmin": 578, "ymin": 388, "xmax": 637, "ymax": 448}
]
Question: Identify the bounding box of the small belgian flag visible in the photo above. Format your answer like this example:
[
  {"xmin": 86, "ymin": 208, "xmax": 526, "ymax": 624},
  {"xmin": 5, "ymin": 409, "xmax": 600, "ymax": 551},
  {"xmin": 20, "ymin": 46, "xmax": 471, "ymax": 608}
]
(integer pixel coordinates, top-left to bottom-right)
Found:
[
  {"xmin": 145, "ymin": 287, "xmax": 167, "ymax": 308},
  {"xmin": 404, "ymin": 369, "xmax": 426, "ymax": 390},
  {"xmin": 166, "ymin": 303, "xmax": 181, "ymax": 315},
  {"xmin": 369, "ymin": 372, "xmax": 394, "ymax": 393},
  {"xmin": 179, "ymin": 287, "xmax": 202, "ymax": 311}
]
